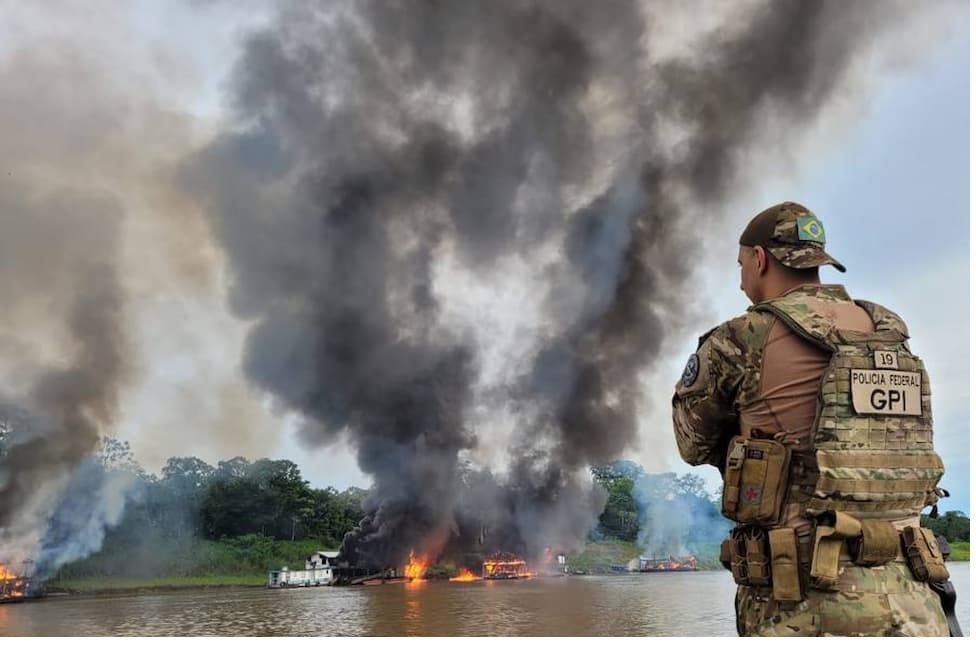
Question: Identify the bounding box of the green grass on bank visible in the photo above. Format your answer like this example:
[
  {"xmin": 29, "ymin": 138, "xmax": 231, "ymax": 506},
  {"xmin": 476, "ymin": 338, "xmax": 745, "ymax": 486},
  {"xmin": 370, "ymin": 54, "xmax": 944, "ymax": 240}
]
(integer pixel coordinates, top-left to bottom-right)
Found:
[
  {"xmin": 565, "ymin": 539, "xmax": 726, "ymax": 572},
  {"xmin": 567, "ymin": 539, "xmax": 642, "ymax": 573},
  {"xmin": 567, "ymin": 538, "xmax": 976, "ymax": 572},
  {"xmin": 46, "ymin": 575, "xmax": 267, "ymax": 594},
  {"xmin": 49, "ymin": 535, "xmax": 335, "ymax": 583},
  {"xmin": 949, "ymin": 541, "xmax": 969, "ymax": 561}
]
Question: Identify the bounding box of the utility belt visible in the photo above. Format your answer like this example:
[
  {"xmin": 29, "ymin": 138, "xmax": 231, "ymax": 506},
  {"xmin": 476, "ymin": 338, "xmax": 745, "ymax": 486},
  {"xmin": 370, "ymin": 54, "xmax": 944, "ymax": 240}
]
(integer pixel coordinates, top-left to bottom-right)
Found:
[
  {"xmin": 720, "ymin": 525, "xmax": 806, "ymax": 602},
  {"xmin": 720, "ymin": 516, "xmax": 950, "ymax": 602},
  {"xmin": 720, "ymin": 434, "xmax": 950, "ymax": 601}
]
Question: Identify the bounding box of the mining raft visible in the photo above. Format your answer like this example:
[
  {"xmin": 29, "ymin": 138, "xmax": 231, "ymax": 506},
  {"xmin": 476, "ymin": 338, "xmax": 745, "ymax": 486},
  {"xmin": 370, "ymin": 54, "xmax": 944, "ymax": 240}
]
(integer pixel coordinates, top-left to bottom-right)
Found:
[
  {"xmin": 637, "ymin": 555, "xmax": 697, "ymax": 572},
  {"xmin": 1, "ymin": 560, "xmax": 36, "ymax": 605}
]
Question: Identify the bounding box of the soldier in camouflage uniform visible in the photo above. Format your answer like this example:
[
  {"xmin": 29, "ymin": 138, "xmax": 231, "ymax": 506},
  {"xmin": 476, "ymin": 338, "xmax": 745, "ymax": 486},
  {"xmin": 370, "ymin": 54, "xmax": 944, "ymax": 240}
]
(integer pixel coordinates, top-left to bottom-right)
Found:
[{"xmin": 672, "ymin": 202, "xmax": 951, "ymax": 636}]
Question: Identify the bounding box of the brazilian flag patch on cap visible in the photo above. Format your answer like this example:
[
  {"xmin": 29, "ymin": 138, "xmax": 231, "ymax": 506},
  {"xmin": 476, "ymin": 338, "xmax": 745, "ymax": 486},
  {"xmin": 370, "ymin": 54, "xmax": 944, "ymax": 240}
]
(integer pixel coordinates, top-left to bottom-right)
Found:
[{"xmin": 797, "ymin": 215, "xmax": 826, "ymax": 243}]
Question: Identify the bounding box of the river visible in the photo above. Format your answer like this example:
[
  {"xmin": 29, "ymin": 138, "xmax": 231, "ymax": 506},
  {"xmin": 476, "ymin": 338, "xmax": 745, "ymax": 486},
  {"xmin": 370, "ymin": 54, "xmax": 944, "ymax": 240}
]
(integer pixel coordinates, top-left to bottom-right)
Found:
[{"xmin": 0, "ymin": 564, "xmax": 968, "ymax": 636}]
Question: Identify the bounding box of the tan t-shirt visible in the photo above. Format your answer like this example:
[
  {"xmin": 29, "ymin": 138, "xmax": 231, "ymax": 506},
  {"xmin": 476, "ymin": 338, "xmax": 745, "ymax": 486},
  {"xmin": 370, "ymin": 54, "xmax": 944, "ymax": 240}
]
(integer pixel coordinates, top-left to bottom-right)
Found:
[{"xmin": 738, "ymin": 289, "xmax": 875, "ymax": 445}]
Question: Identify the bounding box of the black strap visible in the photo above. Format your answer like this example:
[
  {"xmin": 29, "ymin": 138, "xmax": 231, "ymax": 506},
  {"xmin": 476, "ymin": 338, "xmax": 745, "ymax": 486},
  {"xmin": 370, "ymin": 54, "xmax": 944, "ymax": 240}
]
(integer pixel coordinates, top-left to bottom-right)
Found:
[{"xmin": 929, "ymin": 580, "xmax": 963, "ymax": 637}]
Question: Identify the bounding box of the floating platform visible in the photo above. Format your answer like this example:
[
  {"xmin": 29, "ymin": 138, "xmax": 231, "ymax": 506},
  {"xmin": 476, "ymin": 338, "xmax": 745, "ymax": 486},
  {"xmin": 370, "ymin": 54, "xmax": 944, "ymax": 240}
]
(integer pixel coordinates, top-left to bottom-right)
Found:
[{"xmin": 636, "ymin": 555, "xmax": 697, "ymax": 572}]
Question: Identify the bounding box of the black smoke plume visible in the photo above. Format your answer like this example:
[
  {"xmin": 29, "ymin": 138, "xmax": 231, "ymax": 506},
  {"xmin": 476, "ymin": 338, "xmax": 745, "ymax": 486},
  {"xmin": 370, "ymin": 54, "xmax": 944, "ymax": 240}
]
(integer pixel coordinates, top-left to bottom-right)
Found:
[{"xmin": 186, "ymin": 0, "xmax": 929, "ymax": 568}]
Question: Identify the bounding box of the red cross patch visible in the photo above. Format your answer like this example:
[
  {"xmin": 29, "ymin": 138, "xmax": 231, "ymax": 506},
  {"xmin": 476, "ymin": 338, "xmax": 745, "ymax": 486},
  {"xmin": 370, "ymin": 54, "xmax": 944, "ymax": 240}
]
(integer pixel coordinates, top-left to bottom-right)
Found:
[{"xmin": 744, "ymin": 486, "xmax": 761, "ymax": 504}]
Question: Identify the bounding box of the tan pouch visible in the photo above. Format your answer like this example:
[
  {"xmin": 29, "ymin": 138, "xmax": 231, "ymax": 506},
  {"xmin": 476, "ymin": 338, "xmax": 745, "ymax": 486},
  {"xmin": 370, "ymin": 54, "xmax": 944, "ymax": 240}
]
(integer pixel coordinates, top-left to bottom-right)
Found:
[
  {"xmin": 729, "ymin": 526, "xmax": 770, "ymax": 587},
  {"xmin": 722, "ymin": 436, "xmax": 791, "ymax": 525},
  {"xmin": 719, "ymin": 537, "xmax": 732, "ymax": 572},
  {"xmin": 901, "ymin": 526, "xmax": 950, "ymax": 583},
  {"xmin": 768, "ymin": 527, "xmax": 802, "ymax": 602},
  {"xmin": 809, "ymin": 511, "xmax": 862, "ymax": 590},
  {"xmin": 849, "ymin": 519, "xmax": 899, "ymax": 566}
]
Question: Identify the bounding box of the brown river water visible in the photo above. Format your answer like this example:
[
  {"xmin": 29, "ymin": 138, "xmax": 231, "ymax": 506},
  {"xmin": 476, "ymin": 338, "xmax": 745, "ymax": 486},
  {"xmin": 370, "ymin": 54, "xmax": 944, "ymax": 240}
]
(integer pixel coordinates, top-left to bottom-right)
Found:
[{"xmin": 0, "ymin": 565, "xmax": 968, "ymax": 636}]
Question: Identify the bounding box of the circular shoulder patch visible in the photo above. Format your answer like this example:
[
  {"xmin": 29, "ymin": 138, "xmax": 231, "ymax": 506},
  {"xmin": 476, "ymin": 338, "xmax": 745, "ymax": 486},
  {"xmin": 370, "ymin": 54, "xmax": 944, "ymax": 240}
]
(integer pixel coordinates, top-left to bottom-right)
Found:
[{"xmin": 680, "ymin": 353, "xmax": 700, "ymax": 387}]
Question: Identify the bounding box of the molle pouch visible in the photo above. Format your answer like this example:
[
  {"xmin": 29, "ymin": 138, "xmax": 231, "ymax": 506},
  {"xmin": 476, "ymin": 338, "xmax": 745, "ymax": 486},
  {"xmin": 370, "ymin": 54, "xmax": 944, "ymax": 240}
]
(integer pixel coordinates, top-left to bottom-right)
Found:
[
  {"xmin": 901, "ymin": 526, "xmax": 950, "ymax": 583},
  {"xmin": 848, "ymin": 519, "xmax": 899, "ymax": 567},
  {"xmin": 722, "ymin": 436, "xmax": 792, "ymax": 525},
  {"xmin": 720, "ymin": 537, "xmax": 733, "ymax": 572},
  {"xmin": 768, "ymin": 527, "xmax": 802, "ymax": 602},
  {"xmin": 809, "ymin": 511, "xmax": 862, "ymax": 591},
  {"xmin": 730, "ymin": 526, "xmax": 771, "ymax": 587}
]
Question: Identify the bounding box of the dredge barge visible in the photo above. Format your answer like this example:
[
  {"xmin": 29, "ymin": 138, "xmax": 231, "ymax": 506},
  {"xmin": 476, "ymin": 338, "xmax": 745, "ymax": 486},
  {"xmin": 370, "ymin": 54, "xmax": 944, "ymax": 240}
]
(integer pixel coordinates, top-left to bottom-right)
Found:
[
  {"xmin": 637, "ymin": 555, "xmax": 697, "ymax": 572},
  {"xmin": 1, "ymin": 560, "xmax": 36, "ymax": 604}
]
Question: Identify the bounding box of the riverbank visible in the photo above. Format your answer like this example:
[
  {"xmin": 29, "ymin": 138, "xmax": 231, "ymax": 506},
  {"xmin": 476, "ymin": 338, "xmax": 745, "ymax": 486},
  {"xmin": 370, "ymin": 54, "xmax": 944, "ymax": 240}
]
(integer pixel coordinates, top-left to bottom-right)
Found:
[
  {"xmin": 569, "ymin": 539, "xmax": 727, "ymax": 572},
  {"xmin": 41, "ymin": 537, "xmax": 969, "ymax": 595},
  {"xmin": 949, "ymin": 541, "xmax": 969, "ymax": 561},
  {"xmin": 568, "ymin": 539, "xmax": 970, "ymax": 572},
  {"xmin": 45, "ymin": 575, "xmax": 267, "ymax": 595}
]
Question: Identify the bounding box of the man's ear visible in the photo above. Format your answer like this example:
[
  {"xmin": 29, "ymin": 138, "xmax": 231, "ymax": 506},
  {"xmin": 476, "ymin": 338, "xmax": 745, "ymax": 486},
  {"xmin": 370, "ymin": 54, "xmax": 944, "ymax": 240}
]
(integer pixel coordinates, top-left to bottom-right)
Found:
[{"xmin": 753, "ymin": 245, "xmax": 769, "ymax": 275}]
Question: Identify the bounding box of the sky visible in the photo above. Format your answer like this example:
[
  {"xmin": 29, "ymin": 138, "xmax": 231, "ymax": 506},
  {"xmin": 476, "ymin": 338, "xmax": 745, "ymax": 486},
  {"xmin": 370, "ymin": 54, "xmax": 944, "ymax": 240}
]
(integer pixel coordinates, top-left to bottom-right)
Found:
[
  {"xmin": 0, "ymin": 0, "xmax": 969, "ymax": 518},
  {"xmin": 679, "ymin": 19, "xmax": 972, "ymax": 514}
]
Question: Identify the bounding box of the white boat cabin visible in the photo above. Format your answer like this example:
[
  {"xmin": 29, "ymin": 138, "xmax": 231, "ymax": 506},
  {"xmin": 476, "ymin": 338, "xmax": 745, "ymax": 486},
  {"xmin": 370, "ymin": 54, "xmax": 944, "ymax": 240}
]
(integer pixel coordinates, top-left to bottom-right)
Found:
[{"xmin": 268, "ymin": 551, "xmax": 340, "ymax": 588}]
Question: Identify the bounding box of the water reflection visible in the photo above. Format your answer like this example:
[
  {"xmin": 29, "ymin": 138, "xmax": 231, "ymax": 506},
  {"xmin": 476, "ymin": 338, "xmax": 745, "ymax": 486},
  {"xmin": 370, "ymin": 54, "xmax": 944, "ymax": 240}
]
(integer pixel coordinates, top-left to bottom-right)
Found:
[{"xmin": 0, "ymin": 566, "xmax": 967, "ymax": 637}]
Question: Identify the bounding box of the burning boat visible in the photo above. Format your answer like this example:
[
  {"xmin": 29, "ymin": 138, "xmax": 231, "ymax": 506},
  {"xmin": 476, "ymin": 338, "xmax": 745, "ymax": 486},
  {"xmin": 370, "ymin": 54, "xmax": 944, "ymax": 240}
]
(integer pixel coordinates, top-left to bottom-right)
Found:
[
  {"xmin": 0, "ymin": 560, "xmax": 36, "ymax": 604},
  {"xmin": 482, "ymin": 553, "xmax": 531, "ymax": 580},
  {"xmin": 637, "ymin": 555, "xmax": 697, "ymax": 572},
  {"xmin": 325, "ymin": 548, "xmax": 535, "ymax": 586}
]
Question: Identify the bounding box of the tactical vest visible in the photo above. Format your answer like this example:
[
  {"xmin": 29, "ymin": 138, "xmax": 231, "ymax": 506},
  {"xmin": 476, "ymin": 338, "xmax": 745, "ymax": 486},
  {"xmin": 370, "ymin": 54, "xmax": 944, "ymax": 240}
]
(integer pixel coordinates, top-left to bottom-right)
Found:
[
  {"xmin": 751, "ymin": 296, "xmax": 944, "ymax": 521},
  {"xmin": 719, "ymin": 290, "xmax": 950, "ymax": 600}
]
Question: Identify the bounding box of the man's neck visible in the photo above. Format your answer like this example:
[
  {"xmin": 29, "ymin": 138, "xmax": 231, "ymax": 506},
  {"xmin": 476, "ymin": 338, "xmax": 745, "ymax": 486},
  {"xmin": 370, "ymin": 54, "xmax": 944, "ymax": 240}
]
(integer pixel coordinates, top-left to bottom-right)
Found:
[{"xmin": 763, "ymin": 278, "xmax": 822, "ymax": 302}]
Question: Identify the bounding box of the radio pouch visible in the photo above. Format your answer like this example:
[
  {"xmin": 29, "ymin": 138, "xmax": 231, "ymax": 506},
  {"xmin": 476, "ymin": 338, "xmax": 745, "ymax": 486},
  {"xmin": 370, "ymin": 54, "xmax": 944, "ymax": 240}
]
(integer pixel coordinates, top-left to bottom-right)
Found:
[{"xmin": 901, "ymin": 526, "xmax": 950, "ymax": 583}]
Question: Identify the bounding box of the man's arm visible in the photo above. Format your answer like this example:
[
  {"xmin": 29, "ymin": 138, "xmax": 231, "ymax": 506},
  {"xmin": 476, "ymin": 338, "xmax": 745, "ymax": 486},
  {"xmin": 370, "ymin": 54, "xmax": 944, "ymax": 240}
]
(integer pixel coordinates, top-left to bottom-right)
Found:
[{"xmin": 671, "ymin": 320, "xmax": 753, "ymax": 470}]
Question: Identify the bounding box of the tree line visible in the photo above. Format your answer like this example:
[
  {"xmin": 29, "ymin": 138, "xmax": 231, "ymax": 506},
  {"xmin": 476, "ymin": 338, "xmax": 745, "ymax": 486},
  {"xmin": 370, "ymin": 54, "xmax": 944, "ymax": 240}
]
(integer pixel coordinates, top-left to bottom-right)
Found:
[
  {"xmin": 96, "ymin": 438, "xmax": 367, "ymax": 549},
  {"xmin": 922, "ymin": 510, "xmax": 970, "ymax": 543},
  {"xmin": 57, "ymin": 437, "xmax": 976, "ymax": 558},
  {"xmin": 591, "ymin": 459, "xmax": 970, "ymax": 546}
]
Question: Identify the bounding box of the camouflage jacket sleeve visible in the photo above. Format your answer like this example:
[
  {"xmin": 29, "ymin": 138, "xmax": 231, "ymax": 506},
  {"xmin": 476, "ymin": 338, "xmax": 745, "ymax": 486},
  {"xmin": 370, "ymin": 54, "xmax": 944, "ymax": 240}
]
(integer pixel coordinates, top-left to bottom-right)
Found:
[{"xmin": 671, "ymin": 312, "xmax": 771, "ymax": 469}]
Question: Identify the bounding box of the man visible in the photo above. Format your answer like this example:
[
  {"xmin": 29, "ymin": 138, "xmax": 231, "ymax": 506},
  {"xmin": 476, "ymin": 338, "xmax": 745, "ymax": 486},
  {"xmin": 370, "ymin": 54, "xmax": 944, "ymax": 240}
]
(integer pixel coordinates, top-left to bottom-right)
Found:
[{"xmin": 672, "ymin": 202, "xmax": 952, "ymax": 636}]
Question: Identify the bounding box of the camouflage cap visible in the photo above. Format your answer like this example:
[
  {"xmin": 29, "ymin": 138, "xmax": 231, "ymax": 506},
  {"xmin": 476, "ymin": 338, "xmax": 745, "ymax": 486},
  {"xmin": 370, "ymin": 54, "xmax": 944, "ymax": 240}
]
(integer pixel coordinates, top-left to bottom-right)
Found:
[{"xmin": 739, "ymin": 201, "xmax": 846, "ymax": 273}]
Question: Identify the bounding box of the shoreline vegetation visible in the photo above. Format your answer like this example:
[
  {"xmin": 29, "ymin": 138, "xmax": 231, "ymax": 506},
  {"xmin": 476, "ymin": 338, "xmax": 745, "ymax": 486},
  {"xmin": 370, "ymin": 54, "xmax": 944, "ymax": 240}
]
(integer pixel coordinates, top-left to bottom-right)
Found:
[
  {"xmin": 46, "ymin": 575, "xmax": 268, "ymax": 595},
  {"xmin": 43, "ymin": 540, "xmax": 969, "ymax": 596},
  {"xmin": 34, "ymin": 448, "xmax": 969, "ymax": 598}
]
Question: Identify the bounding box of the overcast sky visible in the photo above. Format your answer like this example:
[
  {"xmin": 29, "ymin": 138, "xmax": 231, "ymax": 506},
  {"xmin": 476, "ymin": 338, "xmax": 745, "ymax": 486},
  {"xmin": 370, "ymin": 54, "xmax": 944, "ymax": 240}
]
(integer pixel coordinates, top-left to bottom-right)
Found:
[
  {"xmin": 683, "ymin": 21, "xmax": 971, "ymax": 514},
  {"xmin": 0, "ymin": 1, "xmax": 969, "ymax": 516}
]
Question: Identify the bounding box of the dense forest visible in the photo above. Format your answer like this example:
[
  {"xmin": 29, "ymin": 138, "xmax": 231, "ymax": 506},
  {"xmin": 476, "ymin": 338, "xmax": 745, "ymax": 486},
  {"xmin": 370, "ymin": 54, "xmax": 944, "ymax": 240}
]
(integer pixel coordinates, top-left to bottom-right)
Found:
[
  {"xmin": 92, "ymin": 438, "xmax": 367, "ymax": 547},
  {"xmin": 45, "ymin": 438, "xmax": 969, "ymax": 582}
]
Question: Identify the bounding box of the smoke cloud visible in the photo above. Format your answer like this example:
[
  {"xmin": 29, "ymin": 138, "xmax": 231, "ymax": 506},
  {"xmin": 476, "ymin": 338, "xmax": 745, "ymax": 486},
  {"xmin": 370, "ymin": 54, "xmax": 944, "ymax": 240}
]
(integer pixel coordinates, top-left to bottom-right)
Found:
[
  {"xmin": 632, "ymin": 472, "xmax": 728, "ymax": 559},
  {"xmin": 0, "ymin": 47, "xmax": 133, "ymax": 562},
  {"xmin": 184, "ymin": 0, "xmax": 941, "ymax": 570},
  {"xmin": 0, "ymin": 7, "xmax": 273, "ymax": 571},
  {"xmin": 0, "ymin": 0, "xmax": 958, "ymax": 580}
]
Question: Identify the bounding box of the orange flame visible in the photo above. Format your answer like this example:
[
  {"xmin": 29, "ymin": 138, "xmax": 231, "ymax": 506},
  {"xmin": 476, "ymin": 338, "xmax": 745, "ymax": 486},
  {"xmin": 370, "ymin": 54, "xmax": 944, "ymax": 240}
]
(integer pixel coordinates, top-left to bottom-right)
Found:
[
  {"xmin": 1, "ymin": 563, "xmax": 26, "ymax": 600},
  {"xmin": 639, "ymin": 555, "xmax": 696, "ymax": 571},
  {"xmin": 482, "ymin": 557, "xmax": 532, "ymax": 579},
  {"xmin": 449, "ymin": 567, "xmax": 479, "ymax": 582},
  {"xmin": 404, "ymin": 550, "xmax": 429, "ymax": 580}
]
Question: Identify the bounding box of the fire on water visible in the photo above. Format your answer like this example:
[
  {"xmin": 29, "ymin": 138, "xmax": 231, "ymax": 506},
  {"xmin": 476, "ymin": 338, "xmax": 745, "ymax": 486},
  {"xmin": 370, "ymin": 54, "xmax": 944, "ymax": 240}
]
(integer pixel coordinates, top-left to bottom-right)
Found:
[
  {"xmin": 401, "ymin": 549, "xmax": 536, "ymax": 582},
  {"xmin": 449, "ymin": 567, "xmax": 479, "ymax": 582},
  {"xmin": 404, "ymin": 550, "xmax": 429, "ymax": 580}
]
